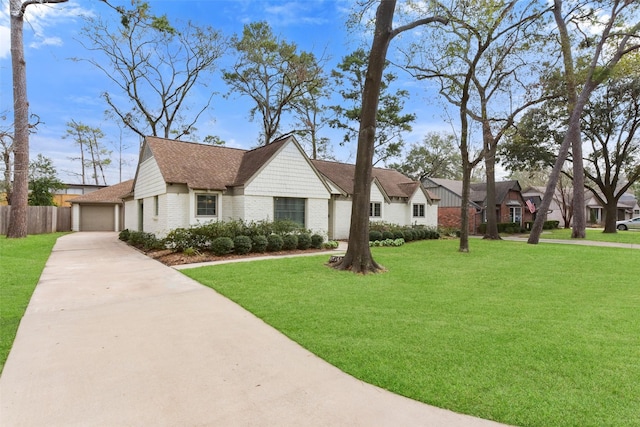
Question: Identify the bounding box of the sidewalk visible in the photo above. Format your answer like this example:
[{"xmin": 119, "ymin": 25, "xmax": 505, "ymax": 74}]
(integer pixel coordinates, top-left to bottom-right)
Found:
[
  {"xmin": 0, "ymin": 233, "xmax": 507, "ymax": 427},
  {"xmin": 501, "ymin": 235, "xmax": 640, "ymax": 249}
]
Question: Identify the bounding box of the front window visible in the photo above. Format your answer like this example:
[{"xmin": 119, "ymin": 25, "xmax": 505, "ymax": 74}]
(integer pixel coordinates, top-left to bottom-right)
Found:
[
  {"xmin": 369, "ymin": 202, "xmax": 381, "ymax": 218},
  {"xmin": 509, "ymin": 206, "xmax": 522, "ymax": 224},
  {"xmin": 413, "ymin": 203, "xmax": 425, "ymax": 217},
  {"xmin": 274, "ymin": 197, "xmax": 305, "ymax": 227},
  {"xmin": 196, "ymin": 194, "xmax": 217, "ymax": 216},
  {"xmin": 154, "ymin": 195, "xmax": 159, "ymax": 216}
]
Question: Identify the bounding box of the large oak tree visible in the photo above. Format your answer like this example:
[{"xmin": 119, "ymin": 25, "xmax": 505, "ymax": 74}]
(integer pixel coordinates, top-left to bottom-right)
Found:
[{"xmin": 331, "ymin": 0, "xmax": 447, "ymax": 273}]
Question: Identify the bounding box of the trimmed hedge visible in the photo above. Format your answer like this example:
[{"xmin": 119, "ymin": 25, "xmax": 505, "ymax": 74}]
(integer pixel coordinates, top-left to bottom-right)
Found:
[
  {"xmin": 282, "ymin": 234, "xmax": 299, "ymax": 251},
  {"xmin": 297, "ymin": 233, "xmax": 312, "ymax": 250},
  {"xmin": 267, "ymin": 234, "xmax": 284, "ymax": 252},
  {"xmin": 310, "ymin": 234, "xmax": 324, "ymax": 249},
  {"xmin": 233, "ymin": 235, "xmax": 252, "ymax": 255},
  {"xmin": 211, "ymin": 237, "xmax": 234, "ymax": 256},
  {"xmin": 252, "ymin": 235, "xmax": 268, "ymax": 253}
]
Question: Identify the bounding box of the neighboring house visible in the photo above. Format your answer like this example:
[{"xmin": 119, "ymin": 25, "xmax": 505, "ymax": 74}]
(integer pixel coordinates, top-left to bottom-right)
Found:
[
  {"xmin": 70, "ymin": 180, "xmax": 133, "ymax": 231},
  {"xmin": 422, "ymin": 177, "xmax": 482, "ymax": 233},
  {"xmin": 311, "ymin": 159, "xmax": 439, "ymax": 239},
  {"xmin": 523, "ymin": 185, "xmax": 640, "ymax": 226},
  {"xmin": 585, "ymin": 190, "xmax": 640, "ymax": 224},
  {"xmin": 423, "ymin": 178, "xmax": 533, "ymax": 233},
  {"xmin": 126, "ymin": 134, "xmax": 438, "ymax": 240},
  {"xmin": 521, "ymin": 186, "xmax": 566, "ymax": 227},
  {"xmin": 54, "ymin": 183, "xmax": 108, "ymax": 207}
]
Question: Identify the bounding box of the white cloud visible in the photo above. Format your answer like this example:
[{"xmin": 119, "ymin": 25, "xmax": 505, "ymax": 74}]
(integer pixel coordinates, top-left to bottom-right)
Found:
[
  {"xmin": 0, "ymin": 24, "xmax": 8, "ymax": 58},
  {"xmin": 0, "ymin": 0, "xmax": 91, "ymax": 58}
]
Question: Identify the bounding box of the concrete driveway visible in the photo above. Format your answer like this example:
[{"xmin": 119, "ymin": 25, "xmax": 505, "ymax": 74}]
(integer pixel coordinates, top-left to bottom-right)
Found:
[{"xmin": 0, "ymin": 232, "xmax": 507, "ymax": 426}]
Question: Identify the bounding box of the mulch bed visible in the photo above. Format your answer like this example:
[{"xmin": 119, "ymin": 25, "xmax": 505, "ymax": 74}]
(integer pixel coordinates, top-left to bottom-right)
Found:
[{"xmin": 140, "ymin": 247, "xmax": 335, "ymax": 267}]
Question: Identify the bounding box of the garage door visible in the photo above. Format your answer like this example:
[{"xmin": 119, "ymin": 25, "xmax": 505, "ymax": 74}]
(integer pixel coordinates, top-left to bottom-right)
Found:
[{"xmin": 80, "ymin": 205, "xmax": 115, "ymax": 231}]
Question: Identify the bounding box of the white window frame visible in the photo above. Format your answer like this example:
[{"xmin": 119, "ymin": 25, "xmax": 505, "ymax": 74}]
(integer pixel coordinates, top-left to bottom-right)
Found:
[
  {"xmin": 274, "ymin": 197, "xmax": 306, "ymax": 227},
  {"xmin": 413, "ymin": 203, "xmax": 425, "ymax": 218},
  {"xmin": 369, "ymin": 202, "xmax": 382, "ymax": 218},
  {"xmin": 196, "ymin": 194, "xmax": 217, "ymax": 217},
  {"xmin": 509, "ymin": 206, "xmax": 522, "ymax": 224}
]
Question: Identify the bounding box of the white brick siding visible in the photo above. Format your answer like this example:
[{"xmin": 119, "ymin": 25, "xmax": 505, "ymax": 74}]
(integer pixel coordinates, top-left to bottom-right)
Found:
[
  {"xmin": 306, "ymin": 198, "xmax": 329, "ymax": 235},
  {"xmin": 409, "ymin": 190, "xmax": 438, "ymax": 227},
  {"xmin": 330, "ymin": 198, "xmax": 352, "ymax": 240},
  {"xmin": 71, "ymin": 204, "xmax": 80, "ymax": 231},
  {"xmin": 384, "ymin": 202, "xmax": 407, "ymax": 225},
  {"xmin": 124, "ymin": 199, "xmax": 137, "ymax": 230}
]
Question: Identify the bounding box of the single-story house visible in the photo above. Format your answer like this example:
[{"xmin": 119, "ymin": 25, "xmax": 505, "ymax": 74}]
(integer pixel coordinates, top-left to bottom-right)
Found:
[
  {"xmin": 70, "ymin": 180, "xmax": 133, "ymax": 231},
  {"xmin": 585, "ymin": 191, "xmax": 640, "ymax": 224},
  {"xmin": 421, "ymin": 177, "xmax": 482, "ymax": 233},
  {"xmin": 422, "ymin": 178, "xmax": 533, "ymax": 232},
  {"xmin": 125, "ymin": 134, "xmax": 438, "ymax": 240},
  {"xmin": 522, "ymin": 185, "xmax": 640, "ymax": 226},
  {"xmin": 470, "ymin": 180, "xmax": 534, "ymax": 225}
]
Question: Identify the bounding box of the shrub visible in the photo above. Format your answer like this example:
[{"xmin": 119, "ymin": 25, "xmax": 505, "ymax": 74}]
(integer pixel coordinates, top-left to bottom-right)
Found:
[
  {"xmin": 183, "ymin": 247, "xmax": 200, "ymax": 257},
  {"xmin": 211, "ymin": 237, "xmax": 234, "ymax": 256},
  {"xmin": 267, "ymin": 234, "xmax": 283, "ymax": 252},
  {"xmin": 127, "ymin": 231, "xmax": 163, "ymax": 250},
  {"xmin": 118, "ymin": 229, "xmax": 130, "ymax": 241},
  {"xmin": 164, "ymin": 227, "xmax": 195, "ymax": 252},
  {"xmin": 403, "ymin": 229, "xmax": 415, "ymax": 241},
  {"xmin": 369, "ymin": 230, "xmax": 383, "ymax": 242},
  {"xmin": 310, "ymin": 234, "xmax": 324, "ymax": 249},
  {"xmin": 393, "ymin": 230, "xmax": 405, "ymax": 240},
  {"xmin": 323, "ymin": 240, "xmax": 339, "ymax": 249},
  {"xmin": 544, "ymin": 220, "xmax": 560, "ymax": 230},
  {"xmin": 282, "ymin": 234, "xmax": 299, "ymax": 251},
  {"xmin": 272, "ymin": 219, "xmax": 302, "ymax": 235},
  {"xmin": 382, "ymin": 231, "xmax": 394, "ymax": 240},
  {"xmin": 252, "ymin": 235, "xmax": 268, "ymax": 253},
  {"xmin": 297, "ymin": 233, "xmax": 312, "ymax": 250},
  {"xmin": 233, "ymin": 235, "xmax": 252, "ymax": 255},
  {"xmin": 369, "ymin": 238, "xmax": 404, "ymax": 247}
]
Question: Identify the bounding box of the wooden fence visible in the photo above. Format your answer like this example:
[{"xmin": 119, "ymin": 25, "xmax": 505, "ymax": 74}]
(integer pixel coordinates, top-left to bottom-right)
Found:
[{"xmin": 0, "ymin": 206, "xmax": 71, "ymax": 235}]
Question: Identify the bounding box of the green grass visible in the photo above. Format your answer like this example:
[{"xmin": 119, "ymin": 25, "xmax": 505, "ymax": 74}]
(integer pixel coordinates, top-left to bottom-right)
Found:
[
  {"xmin": 540, "ymin": 227, "xmax": 640, "ymax": 244},
  {"xmin": 0, "ymin": 233, "xmax": 64, "ymax": 373},
  {"xmin": 183, "ymin": 239, "xmax": 640, "ymax": 427}
]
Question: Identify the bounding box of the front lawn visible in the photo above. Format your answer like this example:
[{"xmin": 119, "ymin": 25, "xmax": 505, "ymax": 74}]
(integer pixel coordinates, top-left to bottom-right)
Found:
[
  {"xmin": 541, "ymin": 227, "xmax": 640, "ymax": 244},
  {"xmin": 183, "ymin": 239, "xmax": 640, "ymax": 427},
  {"xmin": 0, "ymin": 233, "xmax": 63, "ymax": 373}
]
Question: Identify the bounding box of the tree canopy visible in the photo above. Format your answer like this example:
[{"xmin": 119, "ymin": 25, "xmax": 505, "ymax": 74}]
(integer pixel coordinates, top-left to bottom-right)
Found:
[
  {"xmin": 223, "ymin": 21, "xmax": 325, "ymax": 146},
  {"xmin": 78, "ymin": 0, "xmax": 226, "ymax": 141},
  {"xmin": 330, "ymin": 48, "xmax": 415, "ymax": 166}
]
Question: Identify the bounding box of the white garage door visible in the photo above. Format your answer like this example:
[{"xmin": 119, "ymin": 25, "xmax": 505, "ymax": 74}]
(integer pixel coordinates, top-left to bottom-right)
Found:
[{"xmin": 80, "ymin": 205, "xmax": 115, "ymax": 231}]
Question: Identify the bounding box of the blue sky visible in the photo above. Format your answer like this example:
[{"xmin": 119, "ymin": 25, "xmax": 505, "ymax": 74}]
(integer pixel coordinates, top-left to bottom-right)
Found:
[{"xmin": 0, "ymin": 0, "xmax": 455, "ymax": 185}]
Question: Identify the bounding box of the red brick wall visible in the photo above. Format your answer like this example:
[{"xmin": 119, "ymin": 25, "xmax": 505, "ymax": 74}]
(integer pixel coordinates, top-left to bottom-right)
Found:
[{"xmin": 438, "ymin": 206, "xmax": 479, "ymax": 234}]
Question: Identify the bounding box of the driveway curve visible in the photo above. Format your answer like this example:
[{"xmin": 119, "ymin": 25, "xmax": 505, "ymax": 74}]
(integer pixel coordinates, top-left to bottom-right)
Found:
[{"xmin": 1, "ymin": 232, "xmax": 507, "ymax": 427}]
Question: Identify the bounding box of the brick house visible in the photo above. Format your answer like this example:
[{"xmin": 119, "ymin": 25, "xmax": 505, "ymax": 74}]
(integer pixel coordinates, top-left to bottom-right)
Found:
[{"xmin": 422, "ymin": 178, "xmax": 533, "ymax": 233}]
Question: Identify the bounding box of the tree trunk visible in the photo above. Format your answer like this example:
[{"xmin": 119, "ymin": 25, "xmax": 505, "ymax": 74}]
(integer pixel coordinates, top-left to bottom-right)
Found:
[
  {"xmin": 570, "ymin": 133, "xmax": 586, "ymax": 238},
  {"xmin": 332, "ymin": 0, "xmax": 396, "ymax": 274},
  {"xmin": 7, "ymin": 0, "xmax": 28, "ymax": 238},
  {"xmin": 459, "ymin": 162, "xmax": 473, "ymax": 252},
  {"xmin": 602, "ymin": 198, "xmax": 619, "ymax": 233},
  {"xmin": 483, "ymin": 147, "xmax": 500, "ymax": 240}
]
